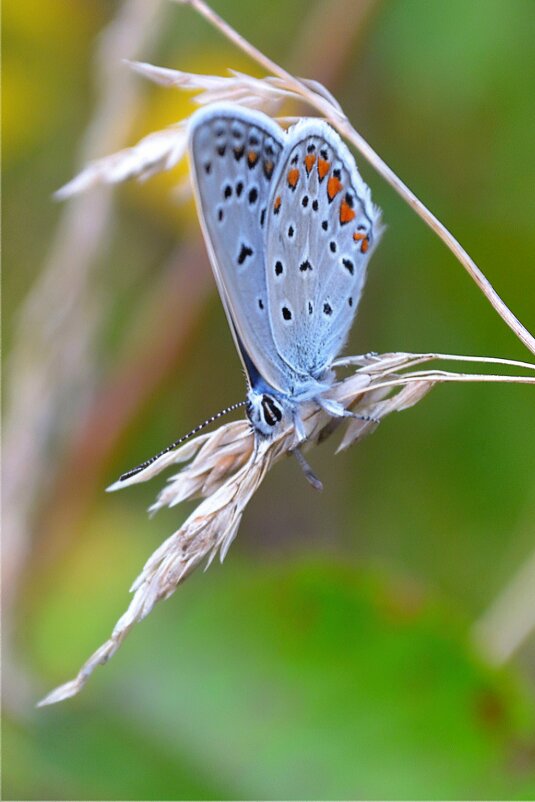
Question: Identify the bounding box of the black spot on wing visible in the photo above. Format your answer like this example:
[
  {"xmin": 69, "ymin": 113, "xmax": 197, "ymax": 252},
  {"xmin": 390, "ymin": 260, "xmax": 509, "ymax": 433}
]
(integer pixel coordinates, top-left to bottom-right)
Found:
[
  {"xmin": 282, "ymin": 306, "xmax": 292, "ymax": 321},
  {"xmin": 237, "ymin": 243, "xmax": 253, "ymax": 265}
]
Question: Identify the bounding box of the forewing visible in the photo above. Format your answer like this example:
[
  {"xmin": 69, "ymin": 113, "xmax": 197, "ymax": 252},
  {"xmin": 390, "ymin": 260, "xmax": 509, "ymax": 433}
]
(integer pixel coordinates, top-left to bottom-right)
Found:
[
  {"xmin": 189, "ymin": 104, "xmax": 295, "ymax": 393},
  {"xmin": 264, "ymin": 120, "xmax": 382, "ymax": 378}
]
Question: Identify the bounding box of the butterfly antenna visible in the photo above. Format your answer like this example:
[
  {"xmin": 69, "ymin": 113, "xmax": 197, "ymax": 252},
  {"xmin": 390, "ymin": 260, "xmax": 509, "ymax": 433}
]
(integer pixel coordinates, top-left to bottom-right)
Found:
[{"xmin": 118, "ymin": 400, "xmax": 247, "ymax": 483}]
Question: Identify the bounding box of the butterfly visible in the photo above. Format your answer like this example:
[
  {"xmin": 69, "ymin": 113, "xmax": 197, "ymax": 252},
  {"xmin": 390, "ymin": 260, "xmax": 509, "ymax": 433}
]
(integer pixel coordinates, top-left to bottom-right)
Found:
[
  {"xmin": 119, "ymin": 104, "xmax": 381, "ymax": 484},
  {"xmin": 189, "ymin": 104, "xmax": 381, "ymax": 436}
]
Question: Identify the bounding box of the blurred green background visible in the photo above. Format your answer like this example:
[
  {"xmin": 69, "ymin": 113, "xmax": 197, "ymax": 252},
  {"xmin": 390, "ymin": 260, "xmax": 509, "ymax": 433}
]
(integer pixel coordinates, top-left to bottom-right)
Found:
[{"xmin": 3, "ymin": 0, "xmax": 535, "ymax": 799}]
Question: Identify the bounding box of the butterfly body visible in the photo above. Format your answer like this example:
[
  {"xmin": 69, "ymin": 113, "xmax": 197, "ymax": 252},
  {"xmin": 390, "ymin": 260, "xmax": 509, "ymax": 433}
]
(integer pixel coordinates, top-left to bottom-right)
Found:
[{"xmin": 188, "ymin": 104, "xmax": 381, "ymax": 440}]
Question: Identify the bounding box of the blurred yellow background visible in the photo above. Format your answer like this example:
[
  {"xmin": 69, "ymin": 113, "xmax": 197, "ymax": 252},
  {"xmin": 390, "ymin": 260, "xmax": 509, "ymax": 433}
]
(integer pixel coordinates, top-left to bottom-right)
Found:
[{"xmin": 3, "ymin": 0, "xmax": 535, "ymax": 798}]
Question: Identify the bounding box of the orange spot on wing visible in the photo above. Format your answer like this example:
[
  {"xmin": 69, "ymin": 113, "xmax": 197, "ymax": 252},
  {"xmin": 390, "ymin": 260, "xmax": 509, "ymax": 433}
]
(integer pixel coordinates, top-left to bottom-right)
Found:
[
  {"xmin": 317, "ymin": 158, "xmax": 330, "ymax": 180},
  {"xmin": 287, "ymin": 167, "xmax": 300, "ymax": 188},
  {"xmin": 339, "ymin": 199, "xmax": 356, "ymax": 224},
  {"xmin": 353, "ymin": 230, "xmax": 370, "ymax": 251},
  {"xmin": 327, "ymin": 175, "xmax": 343, "ymax": 200},
  {"xmin": 247, "ymin": 150, "xmax": 258, "ymax": 166},
  {"xmin": 304, "ymin": 154, "xmax": 316, "ymax": 173},
  {"xmin": 274, "ymin": 195, "xmax": 281, "ymax": 211},
  {"xmin": 264, "ymin": 160, "xmax": 274, "ymax": 178}
]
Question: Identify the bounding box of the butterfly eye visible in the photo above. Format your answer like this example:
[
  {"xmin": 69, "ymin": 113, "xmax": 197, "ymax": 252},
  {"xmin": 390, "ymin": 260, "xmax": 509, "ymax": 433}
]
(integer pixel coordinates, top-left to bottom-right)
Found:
[{"xmin": 260, "ymin": 394, "xmax": 283, "ymax": 426}]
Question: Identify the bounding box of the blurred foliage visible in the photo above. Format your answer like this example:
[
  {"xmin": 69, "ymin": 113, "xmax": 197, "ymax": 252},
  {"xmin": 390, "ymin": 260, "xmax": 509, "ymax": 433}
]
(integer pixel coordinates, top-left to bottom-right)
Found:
[{"xmin": 3, "ymin": 0, "xmax": 535, "ymax": 799}]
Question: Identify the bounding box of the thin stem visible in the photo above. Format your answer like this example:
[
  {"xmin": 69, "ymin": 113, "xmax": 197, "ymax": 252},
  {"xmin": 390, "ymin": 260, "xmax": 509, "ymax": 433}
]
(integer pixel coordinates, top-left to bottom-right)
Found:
[
  {"xmin": 423, "ymin": 353, "xmax": 535, "ymax": 371},
  {"xmin": 361, "ymin": 371, "xmax": 535, "ymax": 397},
  {"xmin": 177, "ymin": 0, "xmax": 308, "ymax": 94},
  {"xmin": 335, "ymin": 119, "xmax": 535, "ymax": 358},
  {"xmin": 178, "ymin": 0, "xmax": 535, "ymax": 357},
  {"xmin": 337, "ymin": 352, "xmax": 535, "ymax": 374}
]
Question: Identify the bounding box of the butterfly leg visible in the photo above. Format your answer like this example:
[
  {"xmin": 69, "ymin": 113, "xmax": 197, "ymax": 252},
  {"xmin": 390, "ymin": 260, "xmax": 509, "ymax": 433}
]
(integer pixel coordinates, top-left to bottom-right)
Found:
[
  {"xmin": 292, "ymin": 408, "xmax": 307, "ymax": 443},
  {"xmin": 333, "ymin": 352, "xmax": 380, "ymax": 368},
  {"xmin": 318, "ymin": 396, "xmax": 380, "ymax": 425},
  {"xmin": 291, "ymin": 447, "xmax": 323, "ymax": 492}
]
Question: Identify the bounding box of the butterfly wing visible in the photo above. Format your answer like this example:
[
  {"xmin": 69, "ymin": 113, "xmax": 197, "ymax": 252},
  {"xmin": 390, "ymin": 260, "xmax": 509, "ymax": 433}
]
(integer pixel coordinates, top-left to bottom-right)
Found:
[
  {"xmin": 189, "ymin": 104, "xmax": 301, "ymax": 394},
  {"xmin": 264, "ymin": 120, "xmax": 382, "ymax": 379}
]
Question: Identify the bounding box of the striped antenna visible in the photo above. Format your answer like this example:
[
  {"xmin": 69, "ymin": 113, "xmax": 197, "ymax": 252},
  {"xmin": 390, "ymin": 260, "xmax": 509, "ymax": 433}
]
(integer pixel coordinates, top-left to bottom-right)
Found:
[{"xmin": 118, "ymin": 400, "xmax": 247, "ymax": 482}]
